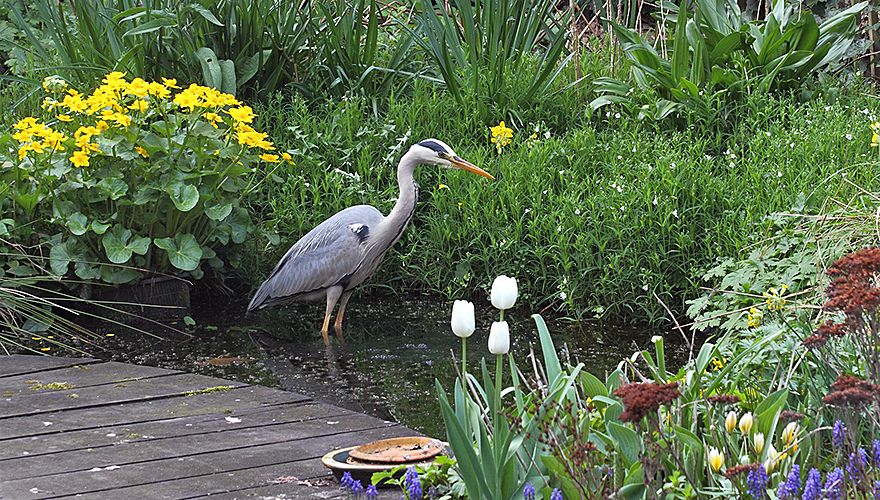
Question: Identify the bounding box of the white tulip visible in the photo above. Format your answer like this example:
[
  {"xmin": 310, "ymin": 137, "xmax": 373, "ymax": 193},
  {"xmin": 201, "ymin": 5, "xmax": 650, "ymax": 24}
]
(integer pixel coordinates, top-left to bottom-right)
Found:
[
  {"xmin": 490, "ymin": 276, "xmax": 518, "ymax": 310},
  {"xmin": 450, "ymin": 300, "xmax": 475, "ymax": 338},
  {"xmin": 488, "ymin": 321, "xmax": 510, "ymax": 354}
]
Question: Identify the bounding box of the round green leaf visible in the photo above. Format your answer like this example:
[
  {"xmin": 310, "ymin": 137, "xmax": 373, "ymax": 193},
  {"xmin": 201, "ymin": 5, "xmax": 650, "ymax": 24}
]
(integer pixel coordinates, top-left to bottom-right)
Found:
[
  {"xmin": 204, "ymin": 202, "xmax": 233, "ymax": 221},
  {"xmin": 154, "ymin": 234, "xmax": 203, "ymax": 271},
  {"xmin": 102, "ymin": 225, "xmax": 134, "ymax": 264},
  {"xmin": 168, "ymin": 183, "xmax": 200, "ymax": 212},
  {"xmin": 67, "ymin": 212, "xmax": 88, "ymax": 236}
]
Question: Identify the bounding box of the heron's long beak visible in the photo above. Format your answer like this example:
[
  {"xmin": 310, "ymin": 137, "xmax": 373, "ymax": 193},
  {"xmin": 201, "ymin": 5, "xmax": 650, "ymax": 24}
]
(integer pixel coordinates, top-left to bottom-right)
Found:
[{"xmin": 450, "ymin": 156, "xmax": 494, "ymax": 180}]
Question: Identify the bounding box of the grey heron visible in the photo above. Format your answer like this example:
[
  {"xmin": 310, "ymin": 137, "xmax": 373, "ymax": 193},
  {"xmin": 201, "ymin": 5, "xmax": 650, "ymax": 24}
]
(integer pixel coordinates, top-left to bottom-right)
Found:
[{"xmin": 247, "ymin": 139, "xmax": 494, "ymax": 345}]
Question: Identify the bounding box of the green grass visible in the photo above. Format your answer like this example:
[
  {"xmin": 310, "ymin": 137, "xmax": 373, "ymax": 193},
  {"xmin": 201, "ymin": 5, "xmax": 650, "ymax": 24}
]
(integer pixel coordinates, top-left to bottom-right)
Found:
[{"xmin": 247, "ymin": 78, "xmax": 880, "ymax": 324}]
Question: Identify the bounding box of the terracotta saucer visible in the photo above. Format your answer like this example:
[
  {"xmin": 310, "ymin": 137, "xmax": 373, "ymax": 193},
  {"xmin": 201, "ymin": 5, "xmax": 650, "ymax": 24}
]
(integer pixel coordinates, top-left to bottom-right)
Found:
[{"xmin": 349, "ymin": 436, "xmax": 445, "ymax": 464}]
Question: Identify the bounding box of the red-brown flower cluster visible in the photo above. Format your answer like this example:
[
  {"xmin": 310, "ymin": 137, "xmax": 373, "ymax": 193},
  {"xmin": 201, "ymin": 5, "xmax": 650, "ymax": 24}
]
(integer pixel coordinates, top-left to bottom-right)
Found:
[
  {"xmin": 779, "ymin": 410, "xmax": 805, "ymax": 422},
  {"xmin": 613, "ymin": 382, "xmax": 680, "ymax": 423},
  {"xmin": 821, "ymin": 374, "xmax": 879, "ymax": 408},
  {"xmin": 707, "ymin": 394, "xmax": 741, "ymax": 405},
  {"xmin": 724, "ymin": 463, "xmax": 761, "ymax": 479},
  {"xmin": 824, "ymin": 248, "xmax": 880, "ymax": 316},
  {"xmin": 803, "ymin": 321, "xmax": 848, "ymax": 349}
]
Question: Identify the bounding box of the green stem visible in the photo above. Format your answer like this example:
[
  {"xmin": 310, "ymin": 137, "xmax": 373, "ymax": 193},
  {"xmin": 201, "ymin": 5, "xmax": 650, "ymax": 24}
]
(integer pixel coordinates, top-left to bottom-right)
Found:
[
  {"xmin": 461, "ymin": 336, "xmax": 467, "ymax": 384},
  {"xmin": 494, "ymin": 352, "xmax": 503, "ymax": 434}
]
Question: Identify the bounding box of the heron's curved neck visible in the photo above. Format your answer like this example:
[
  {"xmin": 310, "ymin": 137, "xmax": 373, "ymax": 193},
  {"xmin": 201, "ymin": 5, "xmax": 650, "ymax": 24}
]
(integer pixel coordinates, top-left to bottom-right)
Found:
[{"xmin": 380, "ymin": 150, "xmax": 419, "ymax": 239}]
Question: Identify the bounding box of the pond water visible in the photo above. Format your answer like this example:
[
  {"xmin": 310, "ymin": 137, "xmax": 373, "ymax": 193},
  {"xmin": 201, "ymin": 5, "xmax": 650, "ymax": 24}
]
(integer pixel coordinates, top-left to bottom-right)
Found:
[{"xmin": 95, "ymin": 296, "xmax": 692, "ymax": 438}]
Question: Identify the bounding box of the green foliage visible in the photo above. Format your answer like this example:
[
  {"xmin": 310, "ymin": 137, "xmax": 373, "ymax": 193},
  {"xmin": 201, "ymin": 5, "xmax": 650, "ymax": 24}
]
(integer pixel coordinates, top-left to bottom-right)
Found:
[
  {"xmin": 371, "ymin": 455, "xmax": 466, "ymax": 498},
  {"xmin": 0, "ymin": 74, "xmax": 276, "ymax": 284},
  {"xmin": 592, "ymin": 0, "xmax": 868, "ymax": 122},
  {"xmin": 407, "ymin": 0, "xmax": 571, "ymax": 110}
]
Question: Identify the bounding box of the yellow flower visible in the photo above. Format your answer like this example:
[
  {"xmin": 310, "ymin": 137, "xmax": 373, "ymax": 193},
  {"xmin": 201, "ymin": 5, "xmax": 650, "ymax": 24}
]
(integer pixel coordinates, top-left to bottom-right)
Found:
[
  {"xmin": 281, "ymin": 152, "xmax": 293, "ymax": 162},
  {"xmin": 235, "ymin": 124, "xmax": 274, "ymax": 150},
  {"xmin": 135, "ymin": 146, "xmax": 149, "ymax": 158},
  {"xmin": 490, "ymin": 120, "xmax": 513, "ymax": 153},
  {"xmin": 60, "ymin": 91, "xmax": 87, "ymax": 113},
  {"xmin": 707, "ymin": 447, "xmax": 724, "ymax": 472},
  {"xmin": 438, "ymin": 183, "xmax": 449, "ymax": 190},
  {"xmin": 747, "ymin": 307, "xmax": 763, "ymax": 328},
  {"xmin": 782, "ymin": 422, "xmax": 798, "ymax": 445},
  {"xmin": 128, "ymin": 100, "xmax": 149, "ymax": 112},
  {"xmin": 259, "ymin": 153, "xmax": 280, "ymax": 163},
  {"xmin": 227, "ymin": 105, "xmax": 255, "ymax": 124},
  {"xmin": 14, "ymin": 117, "xmax": 40, "ymax": 130},
  {"xmin": 739, "ymin": 412, "xmax": 754, "ymax": 435},
  {"xmin": 56, "ymin": 114, "xmax": 73, "ymax": 122},
  {"xmin": 162, "ymin": 77, "xmax": 180, "ymax": 89},
  {"xmin": 148, "ymin": 82, "xmax": 171, "ymax": 99},
  {"xmin": 203, "ymin": 112, "xmax": 222, "ymax": 128},
  {"xmin": 126, "ymin": 77, "xmax": 150, "ymax": 97},
  {"xmin": 174, "ymin": 89, "xmax": 200, "ymax": 110},
  {"xmin": 42, "ymin": 75, "xmax": 68, "ymax": 93},
  {"xmin": 709, "ymin": 356, "xmax": 727, "ymax": 371},
  {"xmin": 96, "ymin": 120, "xmax": 110, "ymax": 132},
  {"xmin": 763, "ymin": 285, "xmax": 788, "ymax": 312},
  {"xmin": 69, "ymin": 150, "xmax": 90, "ymax": 167},
  {"xmin": 725, "ymin": 411, "xmax": 737, "ymax": 433}
]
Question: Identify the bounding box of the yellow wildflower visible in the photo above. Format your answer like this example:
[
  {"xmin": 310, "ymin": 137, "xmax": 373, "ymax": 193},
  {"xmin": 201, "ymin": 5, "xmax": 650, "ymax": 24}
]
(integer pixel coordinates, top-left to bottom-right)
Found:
[
  {"xmin": 871, "ymin": 122, "xmax": 880, "ymax": 148},
  {"xmin": 102, "ymin": 71, "xmax": 128, "ymax": 91},
  {"xmin": 126, "ymin": 77, "xmax": 150, "ymax": 97},
  {"xmin": 747, "ymin": 307, "xmax": 763, "ymax": 328},
  {"xmin": 227, "ymin": 105, "xmax": 255, "ymax": 124},
  {"xmin": 203, "ymin": 112, "xmax": 222, "ymax": 128},
  {"xmin": 56, "ymin": 114, "xmax": 73, "ymax": 122},
  {"xmin": 707, "ymin": 447, "xmax": 724, "ymax": 472},
  {"xmin": 235, "ymin": 124, "xmax": 274, "ymax": 150},
  {"xmin": 259, "ymin": 153, "xmax": 280, "ymax": 163},
  {"xmin": 148, "ymin": 81, "xmax": 171, "ymax": 99},
  {"xmin": 70, "ymin": 150, "xmax": 90, "ymax": 167},
  {"xmin": 174, "ymin": 89, "xmax": 200, "ymax": 110},
  {"xmin": 128, "ymin": 100, "xmax": 149, "ymax": 112},
  {"xmin": 162, "ymin": 77, "xmax": 180, "ymax": 89},
  {"xmin": 281, "ymin": 152, "xmax": 293, "ymax": 162},
  {"xmin": 438, "ymin": 183, "xmax": 449, "ymax": 190},
  {"xmin": 763, "ymin": 285, "xmax": 788, "ymax": 312},
  {"xmin": 490, "ymin": 120, "xmax": 513, "ymax": 153},
  {"xmin": 709, "ymin": 356, "xmax": 727, "ymax": 371},
  {"xmin": 14, "ymin": 117, "xmax": 40, "ymax": 130},
  {"xmin": 60, "ymin": 91, "xmax": 87, "ymax": 113},
  {"xmin": 96, "ymin": 120, "xmax": 110, "ymax": 132},
  {"xmin": 135, "ymin": 146, "xmax": 149, "ymax": 158}
]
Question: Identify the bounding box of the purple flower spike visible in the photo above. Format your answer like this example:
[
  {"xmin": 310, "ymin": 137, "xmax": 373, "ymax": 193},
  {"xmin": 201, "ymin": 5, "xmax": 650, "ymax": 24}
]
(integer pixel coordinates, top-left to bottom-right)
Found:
[
  {"xmin": 802, "ymin": 468, "xmax": 822, "ymax": 500},
  {"xmin": 351, "ymin": 479, "xmax": 364, "ymax": 495},
  {"xmin": 873, "ymin": 480, "xmax": 880, "ymax": 500},
  {"xmin": 404, "ymin": 466, "xmax": 422, "ymax": 500},
  {"xmin": 873, "ymin": 439, "xmax": 880, "ymax": 466},
  {"xmin": 366, "ymin": 484, "xmax": 379, "ymax": 500},
  {"xmin": 778, "ymin": 464, "xmax": 800, "ymax": 499},
  {"xmin": 523, "ymin": 483, "xmax": 536, "ymax": 500},
  {"xmin": 824, "ymin": 467, "xmax": 844, "ymax": 500},
  {"xmin": 848, "ymin": 448, "xmax": 868, "ymax": 486},
  {"xmin": 341, "ymin": 471, "xmax": 354, "ymax": 488},
  {"xmin": 832, "ymin": 420, "xmax": 846, "ymax": 450},
  {"xmin": 550, "ymin": 488, "xmax": 563, "ymax": 500},
  {"xmin": 746, "ymin": 465, "xmax": 768, "ymax": 499}
]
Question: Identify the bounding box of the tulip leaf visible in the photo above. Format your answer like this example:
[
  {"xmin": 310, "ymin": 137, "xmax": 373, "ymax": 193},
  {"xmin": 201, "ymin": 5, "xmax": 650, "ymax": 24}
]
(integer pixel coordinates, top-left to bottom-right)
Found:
[{"xmin": 607, "ymin": 421, "xmax": 641, "ymax": 466}]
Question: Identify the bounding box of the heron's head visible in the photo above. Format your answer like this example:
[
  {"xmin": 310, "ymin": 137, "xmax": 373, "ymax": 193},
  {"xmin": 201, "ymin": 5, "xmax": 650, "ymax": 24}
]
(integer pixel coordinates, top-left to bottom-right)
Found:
[{"xmin": 410, "ymin": 139, "xmax": 494, "ymax": 179}]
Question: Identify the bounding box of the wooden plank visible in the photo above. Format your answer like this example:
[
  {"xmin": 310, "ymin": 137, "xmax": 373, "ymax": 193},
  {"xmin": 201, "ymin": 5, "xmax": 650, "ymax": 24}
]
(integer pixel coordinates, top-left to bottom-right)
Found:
[
  {"xmin": 1, "ymin": 411, "xmax": 395, "ymax": 481},
  {"xmin": 0, "ymin": 355, "xmax": 98, "ymax": 378},
  {"xmin": 0, "ymin": 402, "xmax": 348, "ymax": 461},
  {"xmin": 0, "ymin": 373, "xmax": 247, "ymax": 419},
  {"xmin": 0, "ymin": 361, "xmax": 176, "ymax": 395},
  {"xmin": 0, "ymin": 424, "xmax": 410, "ymax": 498},
  {"xmin": 0, "ymin": 385, "xmax": 309, "ymax": 441}
]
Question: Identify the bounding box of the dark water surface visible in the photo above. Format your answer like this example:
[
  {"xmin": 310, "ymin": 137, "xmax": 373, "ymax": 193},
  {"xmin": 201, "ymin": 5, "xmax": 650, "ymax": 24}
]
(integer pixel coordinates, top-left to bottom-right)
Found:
[{"xmin": 95, "ymin": 297, "xmax": 689, "ymax": 437}]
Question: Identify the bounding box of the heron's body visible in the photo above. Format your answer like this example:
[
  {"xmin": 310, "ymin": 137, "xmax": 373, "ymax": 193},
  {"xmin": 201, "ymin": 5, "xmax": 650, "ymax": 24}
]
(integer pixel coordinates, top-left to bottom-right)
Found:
[{"xmin": 247, "ymin": 139, "xmax": 491, "ymax": 345}]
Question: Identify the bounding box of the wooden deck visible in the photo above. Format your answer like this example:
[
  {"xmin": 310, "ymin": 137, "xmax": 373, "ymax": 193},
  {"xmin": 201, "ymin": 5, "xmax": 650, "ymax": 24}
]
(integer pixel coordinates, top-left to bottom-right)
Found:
[{"xmin": 0, "ymin": 355, "xmax": 416, "ymax": 499}]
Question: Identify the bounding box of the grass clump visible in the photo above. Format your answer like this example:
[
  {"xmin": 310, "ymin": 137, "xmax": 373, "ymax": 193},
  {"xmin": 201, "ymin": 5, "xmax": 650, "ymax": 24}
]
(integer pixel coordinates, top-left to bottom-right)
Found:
[{"xmin": 248, "ymin": 80, "xmax": 880, "ymax": 324}]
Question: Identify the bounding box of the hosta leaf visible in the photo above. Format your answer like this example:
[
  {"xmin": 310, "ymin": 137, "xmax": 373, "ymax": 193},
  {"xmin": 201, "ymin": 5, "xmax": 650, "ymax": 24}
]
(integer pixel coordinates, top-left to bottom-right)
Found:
[{"xmin": 154, "ymin": 233, "xmax": 203, "ymax": 271}]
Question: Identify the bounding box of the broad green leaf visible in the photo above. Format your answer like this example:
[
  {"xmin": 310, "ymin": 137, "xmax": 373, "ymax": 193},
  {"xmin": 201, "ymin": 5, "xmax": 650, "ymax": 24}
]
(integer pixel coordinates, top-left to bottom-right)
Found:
[
  {"xmin": 67, "ymin": 212, "xmax": 88, "ymax": 236},
  {"xmin": 168, "ymin": 183, "xmax": 199, "ymax": 212},
  {"xmin": 205, "ymin": 202, "xmax": 233, "ymax": 221},
  {"xmin": 607, "ymin": 421, "xmax": 641, "ymax": 465},
  {"xmin": 154, "ymin": 234, "xmax": 203, "ymax": 271},
  {"xmin": 102, "ymin": 225, "xmax": 135, "ymax": 264},
  {"xmin": 97, "ymin": 178, "xmax": 129, "ymax": 200}
]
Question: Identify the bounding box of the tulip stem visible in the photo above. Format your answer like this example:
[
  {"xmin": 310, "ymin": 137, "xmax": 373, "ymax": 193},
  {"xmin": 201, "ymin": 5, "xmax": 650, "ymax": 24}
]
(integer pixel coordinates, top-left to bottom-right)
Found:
[
  {"xmin": 494, "ymin": 353, "xmax": 503, "ymax": 434},
  {"xmin": 461, "ymin": 337, "xmax": 467, "ymax": 383}
]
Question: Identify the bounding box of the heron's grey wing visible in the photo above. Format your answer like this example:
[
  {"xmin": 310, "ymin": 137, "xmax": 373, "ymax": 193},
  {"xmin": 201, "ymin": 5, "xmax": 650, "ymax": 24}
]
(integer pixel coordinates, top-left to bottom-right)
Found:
[{"xmin": 247, "ymin": 205, "xmax": 383, "ymax": 310}]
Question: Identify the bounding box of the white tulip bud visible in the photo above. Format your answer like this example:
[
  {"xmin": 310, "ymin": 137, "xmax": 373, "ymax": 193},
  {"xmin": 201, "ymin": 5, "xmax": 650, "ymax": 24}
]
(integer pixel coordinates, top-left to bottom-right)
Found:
[
  {"xmin": 488, "ymin": 321, "xmax": 510, "ymax": 354},
  {"xmin": 450, "ymin": 300, "xmax": 475, "ymax": 338},
  {"xmin": 753, "ymin": 432, "xmax": 765, "ymax": 454},
  {"xmin": 490, "ymin": 276, "xmax": 518, "ymax": 310}
]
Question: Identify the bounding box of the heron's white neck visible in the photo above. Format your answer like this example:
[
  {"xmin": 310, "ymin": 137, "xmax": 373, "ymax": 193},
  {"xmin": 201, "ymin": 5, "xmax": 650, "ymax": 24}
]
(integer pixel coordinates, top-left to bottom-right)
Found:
[{"xmin": 378, "ymin": 149, "xmax": 420, "ymax": 244}]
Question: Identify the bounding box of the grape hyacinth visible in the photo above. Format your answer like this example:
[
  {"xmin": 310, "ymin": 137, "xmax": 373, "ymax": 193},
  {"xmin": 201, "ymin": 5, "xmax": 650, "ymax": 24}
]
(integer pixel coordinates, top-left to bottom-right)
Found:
[
  {"xmin": 802, "ymin": 468, "xmax": 822, "ymax": 500},
  {"xmin": 848, "ymin": 448, "xmax": 869, "ymax": 486},
  {"xmin": 366, "ymin": 484, "xmax": 379, "ymax": 500},
  {"xmin": 746, "ymin": 465, "xmax": 769, "ymax": 499},
  {"xmin": 341, "ymin": 472, "xmax": 354, "ymax": 489},
  {"xmin": 523, "ymin": 483, "xmax": 536, "ymax": 500},
  {"xmin": 777, "ymin": 464, "xmax": 800, "ymax": 499},
  {"xmin": 874, "ymin": 480, "xmax": 880, "ymax": 500},
  {"xmin": 550, "ymin": 488, "xmax": 563, "ymax": 500},
  {"xmin": 873, "ymin": 439, "xmax": 880, "ymax": 466},
  {"xmin": 350, "ymin": 479, "xmax": 364, "ymax": 496},
  {"xmin": 824, "ymin": 467, "xmax": 844, "ymax": 500},
  {"xmin": 832, "ymin": 420, "xmax": 847, "ymax": 450},
  {"xmin": 404, "ymin": 466, "xmax": 422, "ymax": 500}
]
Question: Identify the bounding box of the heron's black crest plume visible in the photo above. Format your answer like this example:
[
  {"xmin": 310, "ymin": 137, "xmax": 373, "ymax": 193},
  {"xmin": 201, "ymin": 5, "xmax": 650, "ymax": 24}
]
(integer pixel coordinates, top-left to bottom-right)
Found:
[{"xmin": 417, "ymin": 140, "xmax": 448, "ymax": 153}]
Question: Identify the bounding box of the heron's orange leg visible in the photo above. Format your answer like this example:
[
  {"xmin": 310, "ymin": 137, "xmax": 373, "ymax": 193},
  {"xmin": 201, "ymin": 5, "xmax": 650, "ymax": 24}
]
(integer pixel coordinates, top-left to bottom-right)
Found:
[
  {"xmin": 334, "ymin": 290, "xmax": 353, "ymax": 341},
  {"xmin": 321, "ymin": 287, "xmax": 343, "ymax": 346}
]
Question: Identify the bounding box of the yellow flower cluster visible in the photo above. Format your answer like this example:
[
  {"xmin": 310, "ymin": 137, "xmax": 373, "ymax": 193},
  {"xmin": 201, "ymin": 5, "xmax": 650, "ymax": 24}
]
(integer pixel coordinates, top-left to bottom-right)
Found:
[
  {"xmin": 173, "ymin": 83, "xmax": 239, "ymax": 110},
  {"xmin": 871, "ymin": 122, "xmax": 879, "ymax": 148},
  {"xmin": 763, "ymin": 284, "xmax": 788, "ymax": 312},
  {"xmin": 13, "ymin": 117, "xmax": 67, "ymax": 160},
  {"xmin": 490, "ymin": 121, "xmax": 513, "ymax": 153},
  {"xmin": 747, "ymin": 307, "xmax": 763, "ymax": 328}
]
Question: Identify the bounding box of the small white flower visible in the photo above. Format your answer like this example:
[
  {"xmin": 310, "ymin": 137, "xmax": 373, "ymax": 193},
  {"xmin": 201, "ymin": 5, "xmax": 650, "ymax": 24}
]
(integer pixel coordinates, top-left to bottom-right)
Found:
[
  {"xmin": 672, "ymin": 209, "xmax": 679, "ymax": 218},
  {"xmin": 845, "ymin": 134, "xmax": 853, "ymax": 140},
  {"xmin": 450, "ymin": 300, "xmax": 475, "ymax": 338},
  {"xmin": 777, "ymin": 171, "xmax": 783, "ymax": 178},
  {"xmin": 643, "ymin": 284, "xmax": 649, "ymax": 291},
  {"xmin": 614, "ymin": 112, "xmax": 621, "ymax": 119},
  {"xmin": 574, "ymin": 208, "xmax": 581, "ymax": 215},
  {"xmin": 652, "ymin": 198, "xmax": 658, "ymax": 206},
  {"xmin": 490, "ymin": 276, "xmax": 518, "ymax": 310},
  {"xmin": 488, "ymin": 321, "xmax": 510, "ymax": 354},
  {"xmin": 862, "ymin": 108, "xmax": 870, "ymax": 115},
  {"xmin": 560, "ymin": 291, "xmax": 567, "ymax": 300}
]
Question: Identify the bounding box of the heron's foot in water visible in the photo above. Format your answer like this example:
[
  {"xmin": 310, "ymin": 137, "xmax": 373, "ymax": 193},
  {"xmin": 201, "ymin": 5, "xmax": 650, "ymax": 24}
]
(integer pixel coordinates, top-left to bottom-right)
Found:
[
  {"xmin": 333, "ymin": 322, "xmax": 345, "ymax": 344},
  {"xmin": 320, "ymin": 327, "xmax": 330, "ymax": 346}
]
